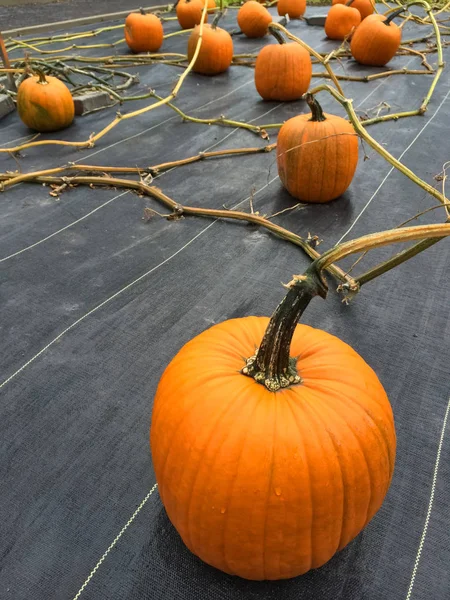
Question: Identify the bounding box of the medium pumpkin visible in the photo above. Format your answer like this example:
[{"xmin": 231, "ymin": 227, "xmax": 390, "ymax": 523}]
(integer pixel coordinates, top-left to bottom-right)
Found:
[
  {"xmin": 277, "ymin": 94, "xmax": 358, "ymax": 203},
  {"xmin": 332, "ymin": 0, "xmax": 374, "ymax": 20},
  {"xmin": 151, "ymin": 270, "xmax": 396, "ymax": 580},
  {"xmin": 16, "ymin": 71, "xmax": 75, "ymax": 132},
  {"xmin": 237, "ymin": 1, "xmax": 272, "ymax": 38},
  {"xmin": 277, "ymin": 0, "xmax": 307, "ymax": 18},
  {"xmin": 254, "ymin": 29, "xmax": 312, "ymax": 101},
  {"xmin": 177, "ymin": 0, "xmax": 208, "ymax": 29},
  {"xmin": 124, "ymin": 9, "xmax": 163, "ymax": 53},
  {"xmin": 325, "ymin": 0, "xmax": 361, "ymax": 40},
  {"xmin": 350, "ymin": 8, "xmax": 404, "ymax": 66},
  {"xmin": 187, "ymin": 14, "xmax": 233, "ymax": 75}
]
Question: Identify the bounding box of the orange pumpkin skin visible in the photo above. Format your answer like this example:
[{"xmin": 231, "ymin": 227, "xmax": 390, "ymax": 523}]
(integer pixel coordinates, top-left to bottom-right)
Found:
[
  {"xmin": 277, "ymin": 0, "xmax": 306, "ymax": 18},
  {"xmin": 255, "ymin": 43, "xmax": 312, "ymax": 101},
  {"xmin": 277, "ymin": 97, "xmax": 359, "ymax": 203},
  {"xmin": 325, "ymin": 4, "xmax": 361, "ymax": 40},
  {"xmin": 177, "ymin": 0, "xmax": 208, "ymax": 29},
  {"xmin": 237, "ymin": 1, "xmax": 272, "ymax": 38},
  {"xmin": 187, "ymin": 23, "xmax": 233, "ymax": 75},
  {"xmin": 151, "ymin": 316, "xmax": 396, "ymax": 580},
  {"xmin": 203, "ymin": 0, "xmax": 217, "ymax": 13},
  {"xmin": 332, "ymin": 0, "xmax": 374, "ymax": 20},
  {"xmin": 17, "ymin": 73, "xmax": 74, "ymax": 133},
  {"xmin": 124, "ymin": 12, "xmax": 163, "ymax": 53},
  {"xmin": 351, "ymin": 14, "xmax": 402, "ymax": 66}
]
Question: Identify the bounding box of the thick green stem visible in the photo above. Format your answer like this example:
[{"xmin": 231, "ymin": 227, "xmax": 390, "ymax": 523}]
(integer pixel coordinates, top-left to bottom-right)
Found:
[
  {"xmin": 243, "ymin": 269, "xmax": 327, "ymax": 392},
  {"xmin": 355, "ymin": 236, "xmax": 444, "ymax": 287},
  {"xmin": 212, "ymin": 11, "xmax": 224, "ymax": 28},
  {"xmin": 268, "ymin": 26, "xmax": 286, "ymax": 45},
  {"xmin": 384, "ymin": 6, "xmax": 406, "ymax": 25}
]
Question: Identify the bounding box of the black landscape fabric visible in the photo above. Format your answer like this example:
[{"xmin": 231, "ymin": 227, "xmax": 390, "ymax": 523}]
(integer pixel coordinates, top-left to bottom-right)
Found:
[{"xmin": 1, "ymin": 6, "xmax": 450, "ymax": 600}]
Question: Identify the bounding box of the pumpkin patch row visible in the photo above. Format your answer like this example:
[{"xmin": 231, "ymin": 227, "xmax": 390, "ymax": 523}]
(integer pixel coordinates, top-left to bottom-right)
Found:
[
  {"xmin": 324, "ymin": 1, "xmax": 404, "ymax": 68},
  {"xmin": 14, "ymin": 3, "xmax": 406, "ymax": 203}
]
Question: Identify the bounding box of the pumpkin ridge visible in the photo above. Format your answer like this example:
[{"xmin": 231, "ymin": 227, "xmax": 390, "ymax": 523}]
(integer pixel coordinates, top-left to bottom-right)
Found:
[
  {"xmin": 307, "ymin": 378, "xmax": 395, "ymax": 472},
  {"xmin": 154, "ymin": 375, "xmax": 212, "ymax": 500},
  {"xmin": 221, "ymin": 391, "xmax": 266, "ymax": 575},
  {"xmin": 284, "ymin": 395, "xmax": 314, "ymax": 571},
  {"xmin": 341, "ymin": 117, "xmax": 352, "ymax": 197},
  {"xmin": 318, "ymin": 417, "xmax": 346, "ymax": 555},
  {"xmin": 300, "ymin": 393, "xmax": 351, "ymax": 563},
  {"xmin": 307, "ymin": 377, "xmax": 392, "ymax": 446},
  {"xmin": 313, "ymin": 123, "xmax": 328, "ymax": 200},
  {"xmin": 289, "ymin": 48, "xmax": 296, "ymax": 99},
  {"xmin": 298, "ymin": 396, "xmax": 348, "ymax": 568},
  {"xmin": 305, "ymin": 386, "xmax": 382, "ymax": 541},
  {"xmin": 330, "ymin": 119, "xmax": 340, "ymax": 199},
  {"xmin": 260, "ymin": 389, "xmax": 278, "ymax": 579},
  {"xmin": 183, "ymin": 383, "xmax": 253, "ymax": 554},
  {"xmin": 302, "ymin": 388, "xmax": 372, "ymax": 549}
]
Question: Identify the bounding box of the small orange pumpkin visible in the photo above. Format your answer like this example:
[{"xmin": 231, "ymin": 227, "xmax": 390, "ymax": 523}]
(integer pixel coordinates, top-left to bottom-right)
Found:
[
  {"xmin": 332, "ymin": 0, "xmax": 374, "ymax": 20},
  {"xmin": 325, "ymin": 0, "xmax": 361, "ymax": 40},
  {"xmin": 254, "ymin": 28, "xmax": 312, "ymax": 101},
  {"xmin": 177, "ymin": 0, "xmax": 208, "ymax": 29},
  {"xmin": 277, "ymin": 0, "xmax": 306, "ymax": 18},
  {"xmin": 277, "ymin": 93, "xmax": 359, "ymax": 203},
  {"xmin": 124, "ymin": 9, "xmax": 163, "ymax": 53},
  {"xmin": 16, "ymin": 71, "xmax": 75, "ymax": 132},
  {"xmin": 151, "ymin": 268, "xmax": 396, "ymax": 580},
  {"xmin": 187, "ymin": 14, "xmax": 233, "ymax": 75},
  {"xmin": 237, "ymin": 1, "xmax": 272, "ymax": 38},
  {"xmin": 351, "ymin": 8, "xmax": 404, "ymax": 66}
]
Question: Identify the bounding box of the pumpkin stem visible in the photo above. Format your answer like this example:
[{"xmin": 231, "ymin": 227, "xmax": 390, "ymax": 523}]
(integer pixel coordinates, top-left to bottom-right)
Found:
[
  {"xmin": 384, "ymin": 7, "xmax": 406, "ymax": 26},
  {"xmin": 242, "ymin": 267, "xmax": 327, "ymax": 391},
  {"xmin": 35, "ymin": 69, "xmax": 48, "ymax": 85},
  {"xmin": 139, "ymin": 7, "xmax": 146, "ymax": 14},
  {"xmin": 305, "ymin": 92, "xmax": 327, "ymax": 122},
  {"xmin": 212, "ymin": 11, "xmax": 224, "ymax": 29},
  {"xmin": 345, "ymin": 0, "xmax": 355, "ymax": 6},
  {"xmin": 268, "ymin": 25, "xmax": 286, "ymax": 45}
]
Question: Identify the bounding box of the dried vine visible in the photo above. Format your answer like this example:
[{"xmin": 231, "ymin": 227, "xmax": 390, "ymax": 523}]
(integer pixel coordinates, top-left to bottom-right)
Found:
[{"xmin": 1, "ymin": 0, "xmax": 449, "ymax": 303}]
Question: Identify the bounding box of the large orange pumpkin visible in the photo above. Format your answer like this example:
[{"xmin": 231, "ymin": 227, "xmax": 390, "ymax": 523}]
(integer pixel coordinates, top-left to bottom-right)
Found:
[
  {"xmin": 350, "ymin": 8, "xmax": 404, "ymax": 66},
  {"xmin": 124, "ymin": 9, "xmax": 163, "ymax": 53},
  {"xmin": 277, "ymin": 93, "xmax": 359, "ymax": 203},
  {"xmin": 187, "ymin": 15, "xmax": 233, "ymax": 75},
  {"xmin": 277, "ymin": 0, "xmax": 307, "ymax": 18},
  {"xmin": 151, "ymin": 269, "xmax": 396, "ymax": 580},
  {"xmin": 16, "ymin": 71, "xmax": 75, "ymax": 132},
  {"xmin": 325, "ymin": 1, "xmax": 361, "ymax": 40},
  {"xmin": 332, "ymin": 0, "xmax": 374, "ymax": 20},
  {"xmin": 177, "ymin": 0, "xmax": 208, "ymax": 29},
  {"xmin": 237, "ymin": 1, "xmax": 272, "ymax": 38},
  {"xmin": 254, "ymin": 29, "xmax": 312, "ymax": 101}
]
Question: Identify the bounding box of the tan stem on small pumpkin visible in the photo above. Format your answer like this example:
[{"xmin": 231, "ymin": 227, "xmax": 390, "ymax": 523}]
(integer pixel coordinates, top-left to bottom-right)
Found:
[{"xmin": 35, "ymin": 69, "xmax": 48, "ymax": 84}]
